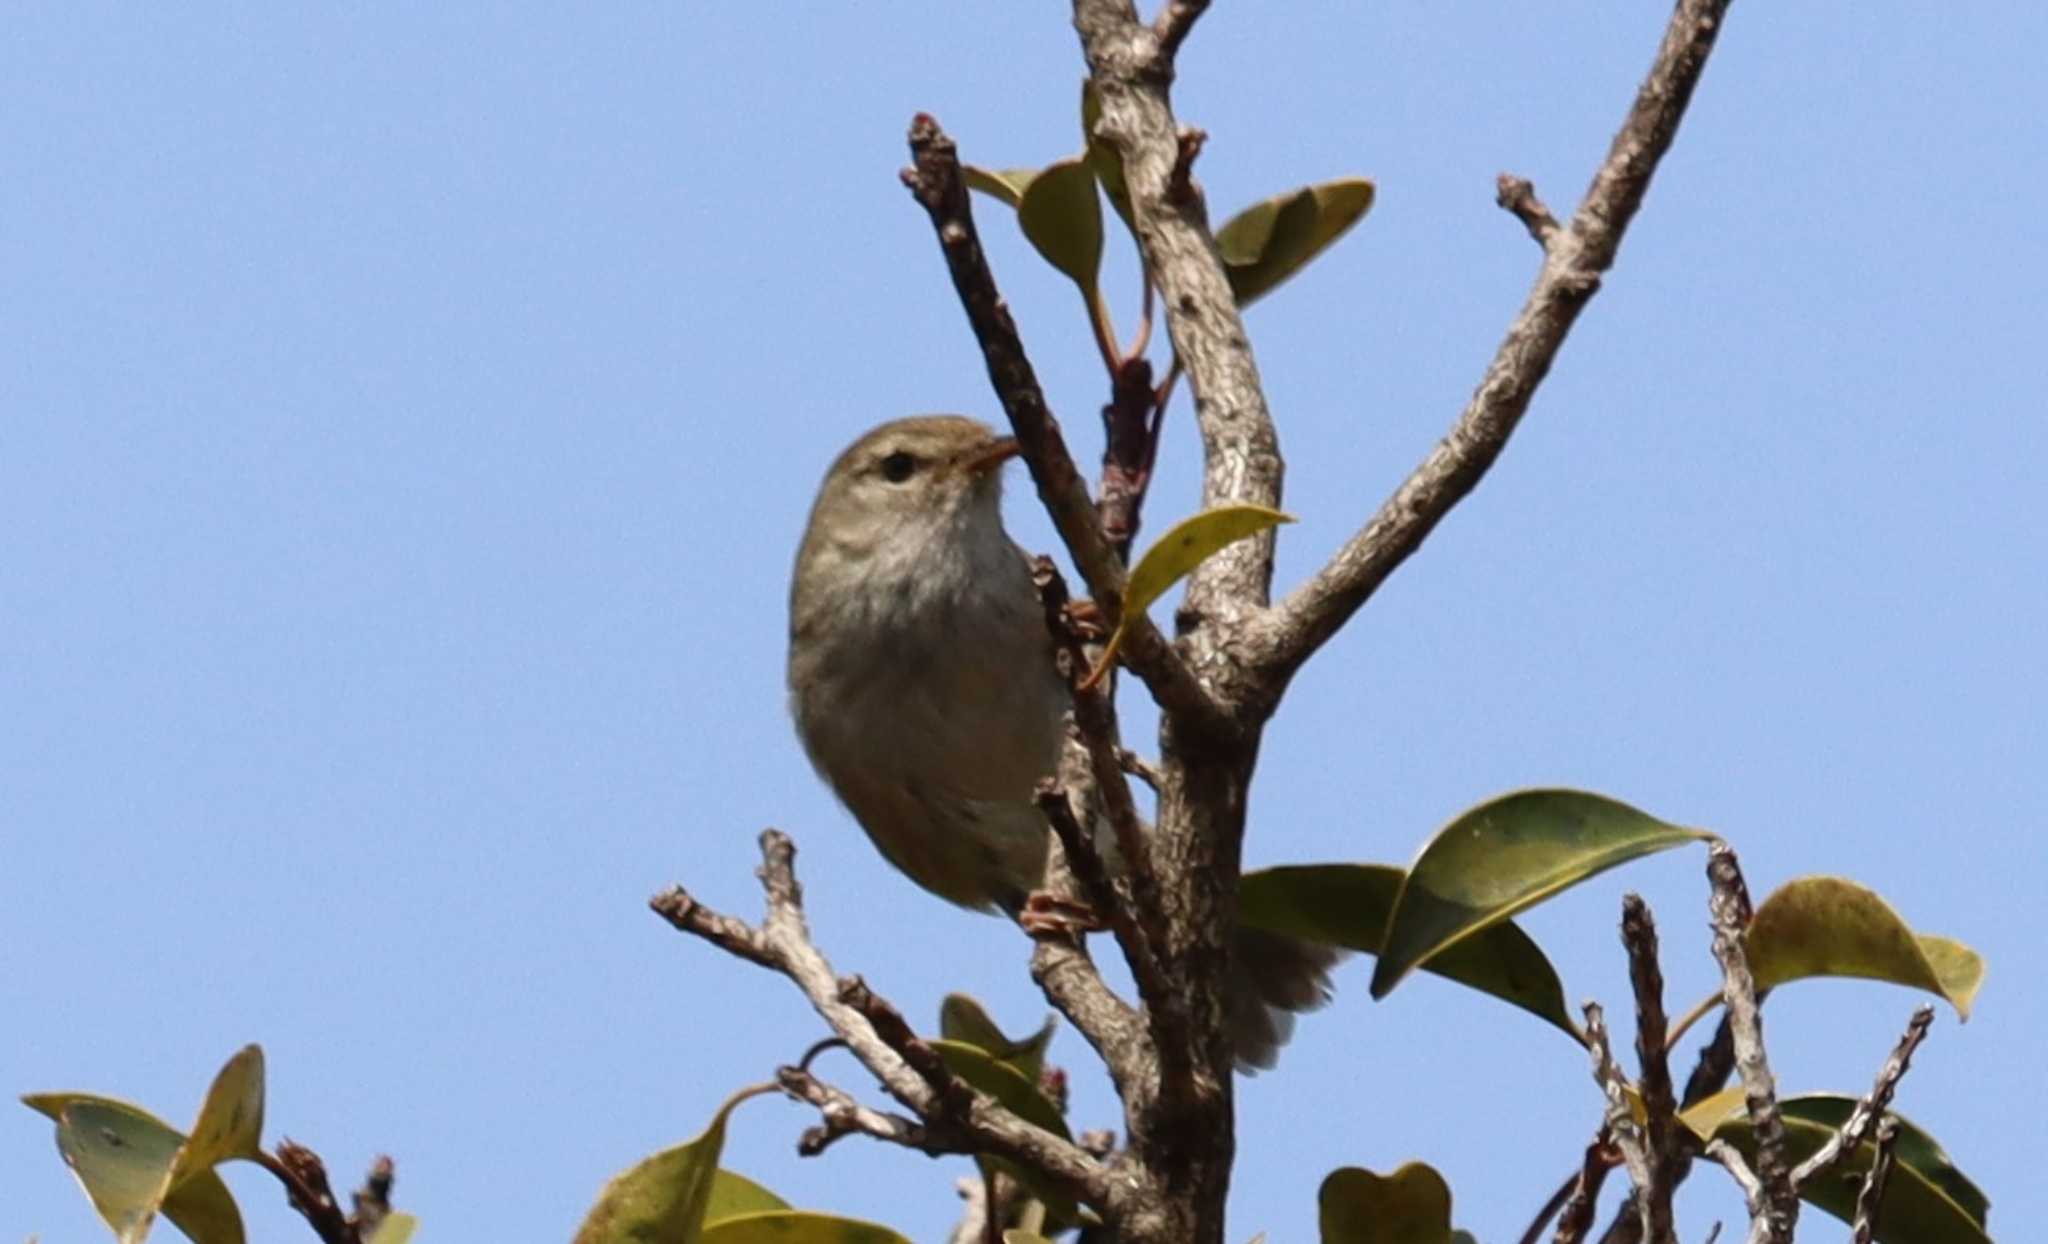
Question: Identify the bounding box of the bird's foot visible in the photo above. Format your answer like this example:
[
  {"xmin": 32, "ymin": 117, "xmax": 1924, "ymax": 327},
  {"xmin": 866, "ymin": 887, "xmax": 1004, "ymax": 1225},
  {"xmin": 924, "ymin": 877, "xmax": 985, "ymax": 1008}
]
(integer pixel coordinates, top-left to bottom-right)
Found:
[
  {"xmin": 1019, "ymin": 892, "xmax": 1104, "ymax": 939},
  {"xmin": 1063, "ymin": 598, "xmax": 1108, "ymax": 642}
]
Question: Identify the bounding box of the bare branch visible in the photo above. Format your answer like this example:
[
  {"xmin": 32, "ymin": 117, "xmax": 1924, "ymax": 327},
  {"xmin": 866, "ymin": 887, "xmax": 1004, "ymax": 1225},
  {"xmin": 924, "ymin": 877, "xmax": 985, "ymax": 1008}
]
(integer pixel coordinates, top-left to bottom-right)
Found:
[
  {"xmin": 1791, "ymin": 1005, "xmax": 1934, "ymax": 1188},
  {"xmin": 1703, "ymin": 1139, "xmax": 1763, "ymax": 1218},
  {"xmin": 256, "ymin": 1142, "xmax": 360, "ymax": 1244},
  {"xmin": 1620, "ymin": 895, "xmax": 1679, "ymax": 1244},
  {"xmin": 1496, "ymin": 174, "xmax": 1562, "ymax": 248},
  {"xmin": 899, "ymin": 113, "xmax": 1219, "ymax": 728},
  {"xmin": 1704, "ymin": 843, "xmax": 1797, "ymax": 1244},
  {"xmin": 1076, "ymin": 0, "xmax": 1284, "ymax": 634},
  {"xmin": 649, "ymin": 831, "xmax": 1113, "ymax": 1208},
  {"xmin": 1850, "ymin": 1118, "xmax": 1902, "ymax": 1244},
  {"xmin": 1249, "ymin": 0, "xmax": 1739, "ymax": 682},
  {"xmin": 1583, "ymin": 1004, "xmax": 1657, "ymax": 1206},
  {"xmin": 1151, "ymin": 0, "xmax": 1211, "ymax": 59},
  {"xmin": 1521, "ymin": 1132, "xmax": 1612, "ymax": 1244},
  {"xmin": 776, "ymin": 1064, "xmax": 950, "ymax": 1158}
]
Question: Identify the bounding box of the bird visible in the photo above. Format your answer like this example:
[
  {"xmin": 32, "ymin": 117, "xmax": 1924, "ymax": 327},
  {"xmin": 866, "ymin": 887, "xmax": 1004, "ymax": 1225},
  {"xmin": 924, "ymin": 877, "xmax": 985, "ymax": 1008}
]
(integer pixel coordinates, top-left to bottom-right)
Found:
[{"xmin": 788, "ymin": 414, "xmax": 1337, "ymax": 1070}]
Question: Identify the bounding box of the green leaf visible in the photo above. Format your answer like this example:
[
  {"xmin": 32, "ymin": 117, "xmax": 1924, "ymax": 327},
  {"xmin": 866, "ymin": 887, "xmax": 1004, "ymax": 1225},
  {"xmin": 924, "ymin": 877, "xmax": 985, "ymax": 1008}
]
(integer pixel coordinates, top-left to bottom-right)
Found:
[
  {"xmin": 1079, "ymin": 81, "xmax": 1133, "ymax": 235},
  {"xmin": 963, "ymin": 166, "xmax": 1039, "ymax": 209},
  {"xmin": 1216, "ymin": 179, "xmax": 1375, "ymax": 307},
  {"xmin": 1747, "ymin": 876, "xmax": 1985, "ymax": 1018},
  {"xmin": 168, "ymin": 1045, "xmax": 266, "ymax": 1190},
  {"xmin": 367, "ymin": 1213, "xmax": 421, "ymax": 1244},
  {"xmin": 572, "ymin": 1084, "xmax": 775, "ymax": 1244},
  {"xmin": 1003, "ymin": 1234, "xmax": 1056, "ymax": 1244},
  {"xmin": 23, "ymin": 1093, "xmax": 246, "ymax": 1244},
  {"xmin": 1371, "ymin": 790, "xmax": 1711, "ymax": 1000},
  {"xmin": 1087, "ymin": 504, "xmax": 1293, "ymax": 687},
  {"xmin": 704, "ymin": 1171, "xmax": 792, "ymax": 1226},
  {"xmin": 938, "ymin": 994, "xmax": 1057, "ymax": 1081},
  {"xmin": 1683, "ymin": 1092, "xmax": 1990, "ymax": 1242},
  {"xmin": 1241, "ymin": 864, "xmax": 1577, "ymax": 1042},
  {"xmin": 930, "ymin": 1040, "xmax": 1076, "ymax": 1226},
  {"xmin": 1017, "ymin": 157, "xmax": 1104, "ymax": 292},
  {"xmin": 700, "ymin": 1211, "xmax": 913, "ymax": 1244},
  {"xmin": 1318, "ymin": 1163, "xmax": 1455, "ymax": 1244}
]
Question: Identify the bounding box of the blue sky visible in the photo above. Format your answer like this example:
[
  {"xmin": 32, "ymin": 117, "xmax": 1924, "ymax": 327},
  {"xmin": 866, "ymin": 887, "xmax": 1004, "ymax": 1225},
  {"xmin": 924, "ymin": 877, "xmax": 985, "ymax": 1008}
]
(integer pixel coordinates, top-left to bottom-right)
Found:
[{"xmin": 4, "ymin": 5, "xmax": 2040, "ymax": 1242}]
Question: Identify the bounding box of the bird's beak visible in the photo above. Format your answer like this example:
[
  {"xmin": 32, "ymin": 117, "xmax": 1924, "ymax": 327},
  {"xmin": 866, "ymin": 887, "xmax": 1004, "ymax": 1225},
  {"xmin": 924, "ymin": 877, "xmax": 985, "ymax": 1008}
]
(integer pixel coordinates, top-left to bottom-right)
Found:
[{"xmin": 965, "ymin": 436, "xmax": 1022, "ymax": 476}]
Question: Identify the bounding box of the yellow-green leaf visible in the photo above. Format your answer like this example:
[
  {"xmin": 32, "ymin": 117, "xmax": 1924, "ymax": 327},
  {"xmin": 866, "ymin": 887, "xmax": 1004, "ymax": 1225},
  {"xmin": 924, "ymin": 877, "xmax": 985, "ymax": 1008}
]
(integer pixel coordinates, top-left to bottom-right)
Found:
[
  {"xmin": 1087, "ymin": 504, "xmax": 1293, "ymax": 687},
  {"xmin": 963, "ymin": 166, "xmax": 1038, "ymax": 209},
  {"xmin": 1079, "ymin": 81, "xmax": 1133, "ymax": 235},
  {"xmin": 1003, "ymin": 1234, "xmax": 1055, "ymax": 1244},
  {"xmin": 572, "ymin": 1084, "xmax": 774, "ymax": 1244},
  {"xmin": 24, "ymin": 1093, "xmax": 246, "ymax": 1244},
  {"xmin": 367, "ymin": 1213, "xmax": 420, "ymax": 1244},
  {"xmin": 168, "ymin": 1045, "xmax": 265, "ymax": 1191},
  {"xmin": 938, "ymin": 994, "xmax": 1057, "ymax": 1081},
  {"xmin": 931, "ymin": 1040, "xmax": 1075, "ymax": 1226},
  {"xmin": 1216, "ymin": 179, "xmax": 1375, "ymax": 308},
  {"xmin": 1747, "ymin": 877, "xmax": 1984, "ymax": 1018},
  {"xmin": 1371, "ymin": 790, "xmax": 1711, "ymax": 1000},
  {"xmin": 1318, "ymin": 1162, "xmax": 1454, "ymax": 1244},
  {"xmin": 1241, "ymin": 864, "xmax": 1577, "ymax": 1042},
  {"xmin": 1688, "ymin": 1093, "xmax": 1990, "ymax": 1242},
  {"xmin": 700, "ymin": 1211, "xmax": 913, "ymax": 1244},
  {"xmin": 1017, "ymin": 157, "xmax": 1104, "ymax": 293},
  {"xmin": 705, "ymin": 1171, "xmax": 792, "ymax": 1227}
]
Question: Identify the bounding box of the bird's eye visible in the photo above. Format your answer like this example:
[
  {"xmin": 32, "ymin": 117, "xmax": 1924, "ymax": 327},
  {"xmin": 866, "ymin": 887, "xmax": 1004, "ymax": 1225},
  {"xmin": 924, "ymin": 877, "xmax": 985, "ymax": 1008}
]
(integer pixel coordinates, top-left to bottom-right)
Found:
[{"xmin": 879, "ymin": 451, "xmax": 919, "ymax": 483}]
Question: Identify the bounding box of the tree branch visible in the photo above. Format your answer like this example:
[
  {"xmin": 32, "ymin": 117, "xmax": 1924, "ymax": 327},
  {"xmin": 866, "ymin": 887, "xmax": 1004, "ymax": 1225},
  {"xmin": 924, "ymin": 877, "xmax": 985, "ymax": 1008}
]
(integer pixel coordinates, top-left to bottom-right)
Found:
[
  {"xmin": 1704, "ymin": 843, "xmax": 1797, "ymax": 1244},
  {"xmin": 900, "ymin": 113, "xmax": 1219, "ymax": 729},
  {"xmin": 1620, "ymin": 895, "xmax": 1679, "ymax": 1244},
  {"xmin": 1850, "ymin": 1118, "xmax": 1901, "ymax": 1244},
  {"xmin": 1790, "ymin": 1005, "xmax": 1933, "ymax": 1188},
  {"xmin": 649, "ymin": 831, "xmax": 1113, "ymax": 1209},
  {"xmin": 1248, "ymin": 0, "xmax": 1738, "ymax": 684}
]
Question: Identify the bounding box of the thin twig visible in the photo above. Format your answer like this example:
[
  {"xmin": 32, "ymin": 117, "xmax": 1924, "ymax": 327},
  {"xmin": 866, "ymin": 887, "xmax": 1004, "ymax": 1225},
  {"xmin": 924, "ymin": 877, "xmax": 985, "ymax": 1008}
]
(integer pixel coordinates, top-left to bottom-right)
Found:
[
  {"xmin": 1521, "ymin": 1131, "xmax": 1612, "ymax": 1244},
  {"xmin": 650, "ymin": 831, "xmax": 1113, "ymax": 1208},
  {"xmin": 1705, "ymin": 843, "xmax": 1796, "ymax": 1244},
  {"xmin": 1790, "ymin": 1005, "xmax": 1934, "ymax": 1188},
  {"xmin": 900, "ymin": 113, "xmax": 1218, "ymax": 728},
  {"xmin": 1850, "ymin": 1118, "xmax": 1901, "ymax": 1244},
  {"xmin": 1584, "ymin": 1004, "xmax": 1656, "ymax": 1201},
  {"xmin": 1620, "ymin": 895, "xmax": 1678, "ymax": 1243},
  {"xmin": 256, "ymin": 1142, "xmax": 359, "ymax": 1244},
  {"xmin": 1152, "ymin": 0, "xmax": 1211, "ymax": 59},
  {"xmin": 1250, "ymin": 0, "xmax": 1739, "ymax": 682},
  {"xmin": 1496, "ymin": 174, "xmax": 1561, "ymax": 248}
]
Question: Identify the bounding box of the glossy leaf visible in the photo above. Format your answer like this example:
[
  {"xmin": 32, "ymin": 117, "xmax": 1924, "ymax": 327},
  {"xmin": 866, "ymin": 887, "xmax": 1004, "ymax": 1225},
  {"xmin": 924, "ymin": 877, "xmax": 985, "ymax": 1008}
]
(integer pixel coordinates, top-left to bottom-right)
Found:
[
  {"xmin": 1078, "ymin": 81, "xmax": 1133, "ymax": 234},
  {"xmin": 1747, "ymin": 877, "xmax": 1984, "ymax": 1018},
  {"xmin": 1017, "ymin": 157, "xmax": 1104, "ymax": 292},
  {"xmin": 1216, "ymin": 179, "xmax": 1375, "ymax": 307},
  {"xmin": 572, "ymin": 1084, "xmax": 771, "ymax": 1244},
  {"xmin": 1003, "ymin": 1234, "xmax": 1056, "ymax": 1244},
  {"xmin": 700, "ymin": 1211, "xmax": 913, "ymax": 1244},
  {"xmin": 1241, "ymin": 864, "xmax": 1577, "ymax": 1041},
  {"xmin": 705, "ymin": 1171, "xmax": 791, "ymax": 1225},
  {"xmin": 939, "ymin": 994, "xmax": 1056, "ymax": 1080},
  {"xmin": 1371, "ymin": 790, "xmax": 1711, "ymax": 999},
  {"xmin": 367, "ymin": 1213, "xmax": 420, "ymax": 1244},
  {"xmin": 169, "ymin": 1045, "xmax": 266, "ymax": 1190},
  {"xmin": 1318, "ymin": 1162, "xmax": 1455, "ymax": 1244},
  {"xmin": 23, "ymin": 1093, "xmax": 246, "ymax": 1244},
  {"xmin": 1087, "ymin": 504, "xmax": 1293, "ymax": 687},
  {"xmin": 963, "ymin": 166, "xmax": 1038, "ymax": 209},
  {"xmin": 1682, "ymin": 1092, "xmax": 1990, "ymax": 1242}
]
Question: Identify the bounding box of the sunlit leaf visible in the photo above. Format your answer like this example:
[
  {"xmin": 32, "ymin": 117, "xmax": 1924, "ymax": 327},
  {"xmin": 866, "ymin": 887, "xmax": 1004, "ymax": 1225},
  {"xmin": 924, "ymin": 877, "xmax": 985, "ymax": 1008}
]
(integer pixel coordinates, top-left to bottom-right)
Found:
[
  {"xmin": 1318, "ymin": 1162, "xmax": 1454, "ymax": 1244},
  {"xmin": 939, "ymin": 994, "xmax": 1057, "ymax": 1081},
  {"xmin": 705, "ymin": 1171, "xmax": 791, "ymax": 1226},
  {"xmin": 168, "ymin": 1045, "xmax": 265, "ymax": 1191},
  {"xmin": 24, "ymin": 1093, "xmax": 246, "ymax": 1244},
  {"xmin": 1003, "ymin": 1234, "xmax": 1056, "ymax": 1244},
  {"xmin": 1216, "ymin": 179, "xmax": 1374, "ymax": 307},
  {"xmin": 1685, "ymin": 1092, "xmax": 1990, "ymax": 1242},
  {"xmin": 963, "ymin": 166, "xmax": 1038, "ymax": 209},
  {"xmin": 572, "ymin": 1084, "xmax": 774, "ymax": 1244},
  {"xmin": 1747, "ymin": 877, "xmax": 1984, "ymax": 1018},
  {"xmin": 1242, "ymin": 864, "xmax": 1577, "ymax": 1041},
  {"xmin": 1017, "ymin": 157, "xmax": 1104, "ymax": 292},
  {"xmin": 367, "ymin": 1213, "xmax": 420, "ymax": 1244},
  {"xmin": 700, "ymin": 1211, "xmax": 913, "ymax": 1244},
  {"xmin": 1086, "ymin": 504, "xmax": 1293, "ymax": 687},
  {"xmin": 1371, "ymin": 790, "xmax": 1711, "ymax": 999}
]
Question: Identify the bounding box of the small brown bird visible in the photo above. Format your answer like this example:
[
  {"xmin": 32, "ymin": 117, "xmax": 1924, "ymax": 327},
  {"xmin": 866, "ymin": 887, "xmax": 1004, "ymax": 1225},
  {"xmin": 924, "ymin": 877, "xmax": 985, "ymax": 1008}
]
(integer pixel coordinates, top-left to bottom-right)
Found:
[{"xmin": 788, "ymin": 415, "xmax": 1337, "ymax": 1069}]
